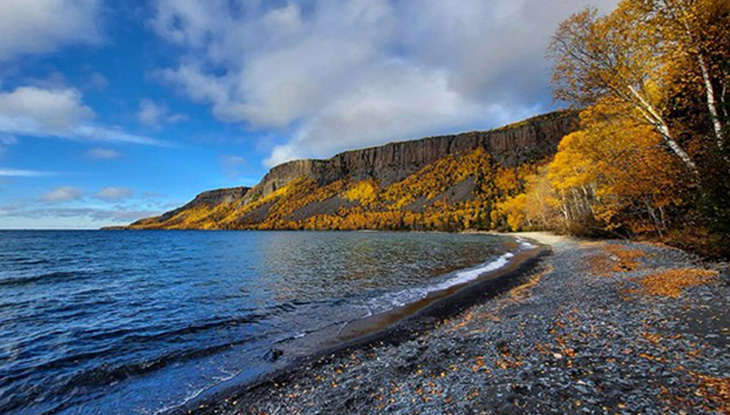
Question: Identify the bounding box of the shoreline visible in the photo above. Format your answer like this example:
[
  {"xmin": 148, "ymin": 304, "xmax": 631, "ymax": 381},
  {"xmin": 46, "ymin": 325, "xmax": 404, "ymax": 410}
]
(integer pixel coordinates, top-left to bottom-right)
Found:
[
  {"xmin": 174, "ymin": 234, "xmax": 549, "ymax": 415},
  {"xmin": 180, "ymin": 232, "xmax": 729, "ymax": 415}
]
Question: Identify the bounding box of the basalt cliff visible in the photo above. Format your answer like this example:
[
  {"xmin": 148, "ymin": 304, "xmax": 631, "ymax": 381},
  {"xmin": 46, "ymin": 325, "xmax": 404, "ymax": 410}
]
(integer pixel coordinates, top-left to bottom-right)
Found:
[{"xmin": 125, "ymin": 110, "xmax": 578, "ymax": 231}]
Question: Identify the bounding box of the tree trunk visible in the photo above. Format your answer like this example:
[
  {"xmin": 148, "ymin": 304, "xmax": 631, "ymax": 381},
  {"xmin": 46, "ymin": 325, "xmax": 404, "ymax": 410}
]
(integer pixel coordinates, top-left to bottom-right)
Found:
[
  {"xmin": 697, "ymin": 52, "xmax": 726, "ymax": 150},
  {"xmin": 626, "ymin": 85, "xmax": 699, "ymax": 176},
  {"xmin": 643, "ymin": 197, "xmax": 663, "ymax": 237}
]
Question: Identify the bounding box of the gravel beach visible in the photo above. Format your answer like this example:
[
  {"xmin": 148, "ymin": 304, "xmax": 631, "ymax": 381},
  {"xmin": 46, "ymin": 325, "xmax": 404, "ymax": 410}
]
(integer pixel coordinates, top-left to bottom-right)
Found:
[{"xmin": 186, "ymin": 233, "xmax": 729, "ymax": 415}]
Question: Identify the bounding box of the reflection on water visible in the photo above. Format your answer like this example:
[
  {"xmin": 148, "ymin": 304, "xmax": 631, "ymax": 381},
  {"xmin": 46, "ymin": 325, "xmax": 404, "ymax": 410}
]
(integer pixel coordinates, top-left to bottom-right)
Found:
[{"xmin": 0, "ymin": 230, "xmax": 512, "ymax": 415}]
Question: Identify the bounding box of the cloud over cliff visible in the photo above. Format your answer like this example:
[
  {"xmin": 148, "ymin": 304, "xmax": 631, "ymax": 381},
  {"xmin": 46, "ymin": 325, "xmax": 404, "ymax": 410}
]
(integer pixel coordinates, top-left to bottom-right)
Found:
[{"xmin": 152, "ymin": 0, "xmax": 618, "ymax": 167}]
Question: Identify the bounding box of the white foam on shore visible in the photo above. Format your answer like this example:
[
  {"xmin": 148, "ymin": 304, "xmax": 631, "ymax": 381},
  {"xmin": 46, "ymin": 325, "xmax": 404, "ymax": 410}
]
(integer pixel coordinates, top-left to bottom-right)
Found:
[
  {"xmin": 367, "ymin": 252, "xmax": 516, "ymax": 313},
  {"xmin": 515, "ymin": 238, "xmax": 534, "ymax": 250},
  {"xmin": 368, "ymin": 287, "xmax": 429, "ymax": 311},
  {"xmin": 430, "ymin": 252, "xmax": 514, "ymax": 292}
]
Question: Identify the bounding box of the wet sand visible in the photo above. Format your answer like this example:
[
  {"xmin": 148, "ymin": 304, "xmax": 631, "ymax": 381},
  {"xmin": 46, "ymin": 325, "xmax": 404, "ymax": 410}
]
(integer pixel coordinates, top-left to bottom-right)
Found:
[{"xmin": 181, "ymin": 233, "xmax": 729, "ymax": 415}]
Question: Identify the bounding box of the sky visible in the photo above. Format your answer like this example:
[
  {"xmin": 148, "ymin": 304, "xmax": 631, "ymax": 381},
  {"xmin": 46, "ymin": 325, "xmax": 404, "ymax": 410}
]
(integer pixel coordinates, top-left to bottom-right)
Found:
[{"xmin": 0, "ymin": 0, "xmax": 617, "ymax": 229}]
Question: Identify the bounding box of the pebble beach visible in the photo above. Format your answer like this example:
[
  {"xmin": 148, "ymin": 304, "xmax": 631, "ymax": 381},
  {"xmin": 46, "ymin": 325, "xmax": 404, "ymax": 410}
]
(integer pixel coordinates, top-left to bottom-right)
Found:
[{"xmin": 185, "ymin": 233, "xmax": 729, "ymax": 415}]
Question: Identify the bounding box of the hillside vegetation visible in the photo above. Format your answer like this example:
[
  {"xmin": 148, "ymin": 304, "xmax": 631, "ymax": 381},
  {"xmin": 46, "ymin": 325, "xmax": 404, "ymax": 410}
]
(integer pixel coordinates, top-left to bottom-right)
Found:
[
  {"xmin": 129, "ymin": 0, "xmax": 729, "ymax": 256},
  {"xmin": 130, "ymin": 147, "xmax": 546, "ymax": 232}
]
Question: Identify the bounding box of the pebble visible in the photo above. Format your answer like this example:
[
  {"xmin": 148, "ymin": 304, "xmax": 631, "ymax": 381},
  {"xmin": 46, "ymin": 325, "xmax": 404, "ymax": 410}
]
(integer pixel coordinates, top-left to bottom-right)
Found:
[{"xmin": 187, "ymin": 238, "xmax": 730, "ymax": 415}]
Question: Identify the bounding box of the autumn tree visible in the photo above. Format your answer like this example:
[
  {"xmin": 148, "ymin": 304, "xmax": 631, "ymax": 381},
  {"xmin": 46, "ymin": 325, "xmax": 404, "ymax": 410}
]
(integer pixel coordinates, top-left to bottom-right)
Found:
[
  {"xmin": 651, "ymin": 0, "xmax": 730, "ymax": 153},
  {"xmin": 548, "ymin": 2, "xmax": 699, "ymax": 174}
]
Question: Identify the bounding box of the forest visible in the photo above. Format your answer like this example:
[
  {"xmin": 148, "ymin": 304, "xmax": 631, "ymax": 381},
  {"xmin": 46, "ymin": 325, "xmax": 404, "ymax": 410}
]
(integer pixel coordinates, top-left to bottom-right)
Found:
[{"xmin": 497, "ymin": 0, "xmax": 729, "ymax": 257}]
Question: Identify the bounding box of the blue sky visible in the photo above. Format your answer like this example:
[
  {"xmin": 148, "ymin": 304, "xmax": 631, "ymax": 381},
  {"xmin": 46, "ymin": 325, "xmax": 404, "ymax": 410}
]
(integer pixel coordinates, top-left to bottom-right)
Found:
[{"xmin": 0, "ymin": 0, "xmax": 616, "ymax": 229}]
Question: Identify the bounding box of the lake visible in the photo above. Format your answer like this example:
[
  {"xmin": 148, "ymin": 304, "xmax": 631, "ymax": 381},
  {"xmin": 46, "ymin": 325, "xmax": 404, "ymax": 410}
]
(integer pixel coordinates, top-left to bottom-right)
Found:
[{"xmin": 0, "ymin": 230, "xmax": 522, "ymax": 415}]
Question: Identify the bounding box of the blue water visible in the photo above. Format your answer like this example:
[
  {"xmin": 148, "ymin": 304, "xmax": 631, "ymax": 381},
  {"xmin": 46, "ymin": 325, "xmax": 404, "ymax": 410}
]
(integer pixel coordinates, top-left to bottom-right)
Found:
[{"xmin": 0, "ymin": 230, "xmax": 517, "ymax": 415}]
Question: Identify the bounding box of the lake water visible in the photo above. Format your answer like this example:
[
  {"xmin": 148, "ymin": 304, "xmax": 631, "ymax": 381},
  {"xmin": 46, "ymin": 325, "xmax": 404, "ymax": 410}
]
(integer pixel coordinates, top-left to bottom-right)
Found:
[{"xmin": 0, "ymin": 230, "xmax": 522, "ymax": 415}]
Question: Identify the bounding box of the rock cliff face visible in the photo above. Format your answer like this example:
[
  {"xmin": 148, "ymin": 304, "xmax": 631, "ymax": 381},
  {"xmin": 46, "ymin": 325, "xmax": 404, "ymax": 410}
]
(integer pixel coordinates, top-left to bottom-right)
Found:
[
  {"xmin": 127, "ymin": 110, "xmax": 578, "ymax": 229},
  {"xmin": 245, "ymin": 111, "xmax": 577, "ymax": 201},
  {"xmin": 153, "ymin": 187, "xmax": 250, "ymax": 222}
]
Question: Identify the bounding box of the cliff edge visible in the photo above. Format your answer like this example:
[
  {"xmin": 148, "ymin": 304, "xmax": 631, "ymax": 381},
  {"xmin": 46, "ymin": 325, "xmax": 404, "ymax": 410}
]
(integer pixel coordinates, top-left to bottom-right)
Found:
[{"xmin": 126, "ymin": 110, "xmax": 578, "ymax": 230}]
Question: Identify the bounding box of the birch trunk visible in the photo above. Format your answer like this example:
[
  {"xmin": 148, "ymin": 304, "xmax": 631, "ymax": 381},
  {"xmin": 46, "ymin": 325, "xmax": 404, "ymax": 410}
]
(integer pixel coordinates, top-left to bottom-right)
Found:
[
  {"xmin": 627, "ymin": 85, "xmax": 700, "ymax": 176},
  {"xmin": 697, "ymin": 53, "xmax": 726, "ymax": 150}
]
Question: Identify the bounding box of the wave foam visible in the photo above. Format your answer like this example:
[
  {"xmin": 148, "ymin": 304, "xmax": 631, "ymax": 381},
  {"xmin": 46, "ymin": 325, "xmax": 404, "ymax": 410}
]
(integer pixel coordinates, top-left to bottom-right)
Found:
[
  {"xmin": 430, "ymin": 252, "xmax": 514, "ymax": 292},
  {"xmin": 515, "ymin": 238, "xmax": 534, "ymax": 250},
  {"xmin": 367, "ymin": 252, "xmax": 515, "ymax": 313}
]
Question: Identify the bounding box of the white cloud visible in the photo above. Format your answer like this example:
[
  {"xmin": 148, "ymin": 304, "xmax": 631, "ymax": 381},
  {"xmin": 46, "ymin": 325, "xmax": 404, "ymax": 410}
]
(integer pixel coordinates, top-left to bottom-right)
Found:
[
  {"xmin": 220, "ymin": 154, "xmax": 248, "ymax": 177},
  {"xmin": 0, "ymin": 168, "xmax": 53, "ymax": 177},
  {"xmin": 138, "ymin": 100, "xmax": 165, "ymax": 126},
  {"xmin": 0, "ymin": 191, "xmax": 173, "ymax": 228},
  {"xmin": 137, "ymin": 99, "xmax": 187, "ymax": 127},
  {"xmin": 265, "ymin": 65, "xmax": 486, "ymax": 166},
  {"xmin": 152, "ymin": 0, "xmax": 619, "ymax": 167},
  {"xmin": 0, "ymin": 86, "xmax": 93, "ymax": 133},
  {"xmin": 42, "ymin": 186, "xmax": 83, "ymax": 202},
  {"xmin": 0, "ymin": 205, "xmax": 162, "ymax": 228},
  {"xmin": 0, "ymin": 134, "xmax": 17, "ymax": 145},
  {"xmin": 95, "ymin": 187, "xmax": 133, "ymax": 201},
  {"xmin": 0, "ymin": 0, "xmax": 101, "ymax": 61},
  {"xmin": 0, "ymin": 134, "xmax": 16, "ymax": 157},
  {"xmin": 87, "ymin": 72, "xmax": 109, "ymax": 91},
  {"xmin": 73, "ymin": 124, "xmax": 170, "ymax": 146},
  {"xmin": 85, "ymin": 147, "xmax": 120, "ymax": 159},
  {"xmin": 0, "ymin": 86, "xmax": 169, "ymax": 146}
]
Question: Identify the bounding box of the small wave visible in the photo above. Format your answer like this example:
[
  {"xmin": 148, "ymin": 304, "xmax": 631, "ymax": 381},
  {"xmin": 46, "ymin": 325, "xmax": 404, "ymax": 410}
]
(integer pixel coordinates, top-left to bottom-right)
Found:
[
  {"xmin": 368, "ymin": 288, "xmax": 429, "ymax": 311},
  {"xmin": 430, "ymin": 252, "xmax": 514, "ymax": 292},
  {"xmin": 150, "ymin": 386, "xmax": 208, "ymax": 415},
  {"xmin": 2, "ymin": 333, "xmax": 272, "ymax": 413},
  {"xmin": 368, "ymin": 252, "xmax": 515, "ymax": 313},
  {"xmin": 117, "ymin": 315, "xmax": 263, "ymax": 345},
  {"xmin": 8, "ymin": 258, "xmax": 51, "ymax": 266},
  {"xmin": 515, "ymin": 238, "xmax": 534, "ymax": 250},
  {"xmin": 0, "ymin": 271, "xmax": 84, "ymax": 288}
]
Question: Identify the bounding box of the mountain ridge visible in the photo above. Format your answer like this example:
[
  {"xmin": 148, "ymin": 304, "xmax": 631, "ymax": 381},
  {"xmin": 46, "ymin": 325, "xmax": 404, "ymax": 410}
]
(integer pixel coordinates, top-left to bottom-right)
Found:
[{"xmin": 122, "ymin": 110, "xmax": 578, "ymax": 230}]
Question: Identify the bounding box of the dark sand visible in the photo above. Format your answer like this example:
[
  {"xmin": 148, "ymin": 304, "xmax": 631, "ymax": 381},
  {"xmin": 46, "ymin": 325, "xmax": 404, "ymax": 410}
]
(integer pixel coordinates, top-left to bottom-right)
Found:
[{"xmin": 183, "ymin": 233, "xmax": 729, "ymax": 415}]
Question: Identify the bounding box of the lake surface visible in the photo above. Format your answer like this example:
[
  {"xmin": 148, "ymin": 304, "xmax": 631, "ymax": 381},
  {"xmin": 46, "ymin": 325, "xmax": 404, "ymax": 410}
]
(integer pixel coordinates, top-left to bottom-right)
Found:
[{"xmin": 0, "ymin": 230, "xmax": 521, "ymax": 415}]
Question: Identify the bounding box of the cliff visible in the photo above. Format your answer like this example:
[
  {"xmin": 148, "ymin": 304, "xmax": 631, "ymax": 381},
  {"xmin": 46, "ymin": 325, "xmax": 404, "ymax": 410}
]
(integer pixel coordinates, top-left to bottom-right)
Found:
[
  {"xmin": 127, "ymin": 110, "xmax": 578, "ymax": 230},
  {"xmin": 130, "ymin": 187, "xmax": 250, "ymax": 228},
  {"xmin": 246, "ymin": 111, "xmax": 577, "ymax": 201}
]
